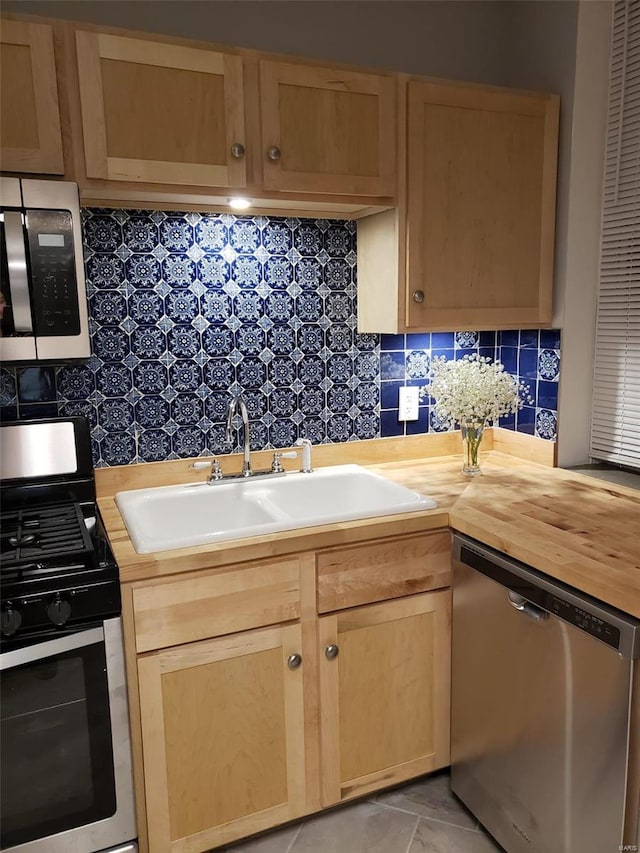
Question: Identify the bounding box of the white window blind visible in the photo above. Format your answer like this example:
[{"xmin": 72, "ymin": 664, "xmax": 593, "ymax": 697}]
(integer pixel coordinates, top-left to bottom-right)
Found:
[{"xmin": 591, "ymin": 0, "xmax": 640, "ymax": 469}]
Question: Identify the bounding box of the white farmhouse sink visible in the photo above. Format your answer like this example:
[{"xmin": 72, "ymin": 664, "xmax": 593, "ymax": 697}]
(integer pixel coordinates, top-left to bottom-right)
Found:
[{"xmin": 115, "ymin": 464, "xmax": 437, "ymax": 554}]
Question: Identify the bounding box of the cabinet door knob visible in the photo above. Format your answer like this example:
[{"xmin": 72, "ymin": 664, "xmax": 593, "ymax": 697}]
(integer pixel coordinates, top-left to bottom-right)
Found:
[
  {"xmin": 287, "ymin": 653, "xmax": 302, "ymax": 670},
  {"xmin": 325, "ymin": 644, "xmax": 339, "ymax": 660},
  {"xmin": 230, "ymin": 143, "xmax": 245, "ymax": 159},
  {"xmin": 412, "ymin": 290, "xmax": 425, "ymax": 304},
  {"xmin": 267, "ymin": 146, "xmax": 282, "ymax": 161}
]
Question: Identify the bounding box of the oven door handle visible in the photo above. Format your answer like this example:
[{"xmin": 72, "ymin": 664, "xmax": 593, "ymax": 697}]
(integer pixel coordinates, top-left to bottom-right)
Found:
[
  {"xmin": 0, "ymin": 625, "xmax": 104, "ymax": 670},
  {"xmin": 3, "ymin": 210, "xmax": 33, "ymax": 333}
]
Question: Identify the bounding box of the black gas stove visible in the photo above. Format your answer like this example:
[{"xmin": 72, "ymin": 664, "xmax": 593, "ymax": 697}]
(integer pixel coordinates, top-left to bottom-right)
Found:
[
  {"xmin": 0, "ymin": 417, "xmax": 137, "ymax": 853},
  {"xmin": 0, "ymin": 417, "xmax": 120, "ymax": 646}
]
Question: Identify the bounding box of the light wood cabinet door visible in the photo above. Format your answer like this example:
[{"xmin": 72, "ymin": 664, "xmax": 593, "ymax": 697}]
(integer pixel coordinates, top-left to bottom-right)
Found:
[
  {"xmin": 259, "ymin": 59, "xmax": 396, "ymax": 197},
  {"xmin": 75, "ymin": 30, "xmax": 246, "ymax": 188},
  {"xmin": 318, "ymin": 590, "xmax": 451, "ymax": 806},
  {"xmin": 357, "ymin": 81, "xmax": 559, "ymax": 333},
  {"xmin": 137, "ymin": 623, "xmax": 306, "ymax": 853},
  {"xmin": 405, "ymin": 80, "xmax": 559, "ymax": 330},
  {"xmin": 0, "ymin": 19, "xmax": 64, "ymax": 174}
]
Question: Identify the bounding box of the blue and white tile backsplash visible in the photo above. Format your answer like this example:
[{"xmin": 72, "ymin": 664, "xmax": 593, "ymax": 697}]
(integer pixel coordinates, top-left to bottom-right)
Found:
[
  {"xmin": 379, "ymin": 329, "xmax": 560, "ymax": 441},
  {"xmin": 0, "ymin": 209, "xmax": 560, "ymax": 467}
]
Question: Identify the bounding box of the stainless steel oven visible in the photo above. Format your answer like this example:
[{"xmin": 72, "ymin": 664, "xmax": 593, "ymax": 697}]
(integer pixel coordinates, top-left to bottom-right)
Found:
[
  {"xmin": 0, "ymin": 418, "xmax": 137, "ymax": 853},
  {"xmin": 0, "ymin": 177, "xmax": 90, "ymax": 362},
  {"xmin": 1, "ymin": 620, "xmax": 137, "ymax": 853}
]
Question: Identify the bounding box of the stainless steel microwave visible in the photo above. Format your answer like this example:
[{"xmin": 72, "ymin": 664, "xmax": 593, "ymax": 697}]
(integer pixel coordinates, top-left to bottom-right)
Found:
[{"xmin": 0, "ymin": 177, "xmax": 90, "ymax": 362}]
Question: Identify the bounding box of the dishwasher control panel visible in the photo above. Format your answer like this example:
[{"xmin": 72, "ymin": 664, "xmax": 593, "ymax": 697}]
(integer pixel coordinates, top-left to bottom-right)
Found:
[
  {"xmin": 456, "ymin": 537, "xmax": 640, "ymax": 659},
  {"xmin": 548, "ymin": 596, "xmax": 620, "ymax": 649}
]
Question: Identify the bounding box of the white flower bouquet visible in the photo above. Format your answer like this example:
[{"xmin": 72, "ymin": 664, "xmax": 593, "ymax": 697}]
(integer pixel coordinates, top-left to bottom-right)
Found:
[
  {"xmin": 419, "ymin": 354, "xmax": 530, "ymax": 474},
  {"xmin": 419, "ymin": 354, "xmax": 529, "ymax": 426}
]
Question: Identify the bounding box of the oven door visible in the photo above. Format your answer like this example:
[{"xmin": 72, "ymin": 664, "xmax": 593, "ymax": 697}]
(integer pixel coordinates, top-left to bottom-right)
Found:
[{"xmin": 0, "ymin": 617, "xmax": 137, "ymax": 853}]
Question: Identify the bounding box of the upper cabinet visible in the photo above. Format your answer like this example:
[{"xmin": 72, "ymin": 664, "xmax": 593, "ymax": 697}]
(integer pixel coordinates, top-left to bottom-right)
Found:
[
  {"xmin": 69, "ymin": 28, "xmax": 397, "ymax": 208},
  {"xmin": 407, "ymin": 80, "xmax": 559, "ymax": 330},
  {"xmin": 358, "ymin": 80, "xmax": 559, "ymax": 332},
  {"xmin": 1, "ymin": 13, "xmax": 560, "ymax": 325},
  {"xmin": 74, "ymin": 31, "xmax": 246, "ymax": 188},
  {"xmin": 0, "ymin": 19, "xmax": 64, "ymax": 174},
  {"xmin": 258, "ymin": 60, "xmax": 397, "ymax": 197}
]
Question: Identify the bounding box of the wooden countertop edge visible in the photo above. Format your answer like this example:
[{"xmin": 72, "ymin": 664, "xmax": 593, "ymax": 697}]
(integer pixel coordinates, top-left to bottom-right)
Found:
[
  {"xmin": 108, "ymin": 500, "xmax": 451, "ymax": 583},
  {"xmin": 448, "ymin": 506, "xmax": 640, "ymax": 612},
  {"xmin": 97, "ymin": 441, "xmax": 640, "ymax": 616}
]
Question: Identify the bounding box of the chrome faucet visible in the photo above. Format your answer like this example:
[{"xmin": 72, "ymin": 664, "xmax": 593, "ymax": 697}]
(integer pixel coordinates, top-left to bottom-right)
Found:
[{"xmin": 226, "ymin": 395, "xmax": 252, "ymax": 477}]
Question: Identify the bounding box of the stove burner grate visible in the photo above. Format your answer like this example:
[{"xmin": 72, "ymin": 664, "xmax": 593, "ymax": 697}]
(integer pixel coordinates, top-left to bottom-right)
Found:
[{"xmin": 0, "ymin": 502, "xmax": 94, "ymax": 568}]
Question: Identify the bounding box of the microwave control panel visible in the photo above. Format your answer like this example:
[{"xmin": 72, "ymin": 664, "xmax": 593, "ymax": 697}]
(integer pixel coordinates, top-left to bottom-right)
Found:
[{"xmin": 25, "ymin": 209, "xmax": 81, "ymax": 336}]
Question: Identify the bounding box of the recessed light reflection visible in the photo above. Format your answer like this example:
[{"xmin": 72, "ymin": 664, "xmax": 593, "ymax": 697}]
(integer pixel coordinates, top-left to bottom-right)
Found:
[{"xmin": 228, "ymin": 198, "xmax": 252, "ymax": 210}]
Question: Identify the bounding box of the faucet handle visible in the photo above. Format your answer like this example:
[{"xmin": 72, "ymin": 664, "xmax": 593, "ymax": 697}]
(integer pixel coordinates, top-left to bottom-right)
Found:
[
  {"xmin": 271, "ymin": 450, "xmax": 298, "ymax": 473},
  {"xmin": 208, "ymin": 458, "xmax": 223, "ymax": 481},
  {"xmin": 295, "ymin": 438, "xmax": 313, "ymax": 473},
  {"xmin": 190, "ymin": 458, "xmax": 223, "ymax": 482}
]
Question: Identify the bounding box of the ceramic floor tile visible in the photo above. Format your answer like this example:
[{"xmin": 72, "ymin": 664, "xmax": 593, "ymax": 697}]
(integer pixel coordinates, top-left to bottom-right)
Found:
[
  {"xmin": 289, "ymin": 800, "xmax": 419, "ymax": 853},
  {"xmin": 371, "ymin": 769, "xmax": 477, "ymax": 830},
  {"xmin": 223, "ymin": 822, "xmax": 301, "ymax": 853},
  {"xmin": 408, "ymin": 818, "xmax": 504, "ymax": 853}
]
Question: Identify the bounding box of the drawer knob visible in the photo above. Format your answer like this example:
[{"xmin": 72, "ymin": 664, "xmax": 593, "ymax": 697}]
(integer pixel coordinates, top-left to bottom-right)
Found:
[
  {"xmin": 267, "ymin": 146, "xmax": 282, "ymax": 161},
  {"xmin": 230, "ymin": 142, "xmax": 245, "ymax": 159},
  {"xmin": 412, "ymin": 290, "xmax": 425, "ymax": 304},
  {"xmin": 287, "ymin": 653, "xmax": 302, "ymax": 670},
  {"xmin": 325, "ymin": 644, "xmax": 339, "ymax": 660}
]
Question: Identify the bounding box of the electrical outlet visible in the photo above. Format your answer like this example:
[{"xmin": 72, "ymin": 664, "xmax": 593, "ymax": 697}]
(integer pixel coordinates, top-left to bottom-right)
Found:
[{"xmin": 398, "ymin": 386, "xmax": 420, "ymax": 421}]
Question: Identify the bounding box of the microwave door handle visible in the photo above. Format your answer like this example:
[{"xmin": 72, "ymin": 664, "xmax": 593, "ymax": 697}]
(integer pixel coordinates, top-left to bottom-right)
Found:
[{"xmin": 3, "ymin": 211, "xmax": 33, "ymax": 333}]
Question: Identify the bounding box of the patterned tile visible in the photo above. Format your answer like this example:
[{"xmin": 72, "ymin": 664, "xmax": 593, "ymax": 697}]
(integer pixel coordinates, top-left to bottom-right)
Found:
[
  {"xmin": 85, "ymin": 212, "xmax": 364, "ymax": 462},
  {"xmin": 0, "ymin": 209, "xmax": 561, "ymax": 464},
  {"xmin": 455, "ymin": 331, "xmax": 479, "ymax": 348}
]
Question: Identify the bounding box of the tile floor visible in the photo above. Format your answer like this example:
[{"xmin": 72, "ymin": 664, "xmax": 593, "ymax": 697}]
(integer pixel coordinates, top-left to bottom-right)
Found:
[{"xmin": 222, "ymin": 770, "xmax": 504, "ymax": 853}]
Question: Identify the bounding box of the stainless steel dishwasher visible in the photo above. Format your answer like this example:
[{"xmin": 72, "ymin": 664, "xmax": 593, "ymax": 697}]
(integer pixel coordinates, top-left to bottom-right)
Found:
[{"xmin": 451, "ymin": 533, "xmax": 640, "ymax": 853}]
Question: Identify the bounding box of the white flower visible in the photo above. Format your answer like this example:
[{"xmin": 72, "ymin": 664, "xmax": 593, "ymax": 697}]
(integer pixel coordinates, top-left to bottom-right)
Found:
[{"xmin": 419, "ymin": 354, "xmax": 530, "ymax": 427}]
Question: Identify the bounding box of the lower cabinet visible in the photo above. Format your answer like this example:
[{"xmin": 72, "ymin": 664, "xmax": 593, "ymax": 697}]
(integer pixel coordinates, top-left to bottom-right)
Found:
[
  {"xmin": 137, "ymin": 622, "xmax": 307, "ymax": 852},
  {"xmin": 128, "ymin": 532, "xmax": 452, "ymax": 852},
  {"xmin": 318, "ymin": 590, "xmax": 451, "ymax": 806}
]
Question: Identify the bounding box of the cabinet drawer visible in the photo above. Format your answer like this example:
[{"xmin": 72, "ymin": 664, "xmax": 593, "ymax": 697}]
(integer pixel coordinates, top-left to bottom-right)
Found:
[
  {"xmin": 316, "ymin": 531, "xmax": 451, "ymax": 613},
  {"xmin": 132, "ymin": 557, "xmax": 303, "ymax": 652}
]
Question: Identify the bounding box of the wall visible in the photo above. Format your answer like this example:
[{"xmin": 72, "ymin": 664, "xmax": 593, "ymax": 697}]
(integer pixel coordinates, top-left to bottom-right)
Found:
[
  {"xmin": 502, "ymin": 0, "xmax": 579, "ymax": 331},
  {"xmin": 502, "ymin": 0, "xmax": 611, "ymax": 467},
  {"xmin": 555, "ymin": 1, "xmax": 612, "ymax": 467},
  {"xmin": 0, "ymin": 209, "xmax": 560, "ymax": 466},
  {"xmin": 3, "ymin": 0, "xmax": 513, "ymax": 84}
]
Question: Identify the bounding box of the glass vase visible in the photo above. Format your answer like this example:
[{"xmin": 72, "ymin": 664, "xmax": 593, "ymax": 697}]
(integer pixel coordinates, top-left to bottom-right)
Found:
[{"xmin": 460, "ymin": 422, "xmax": 485, "ymax": 476}]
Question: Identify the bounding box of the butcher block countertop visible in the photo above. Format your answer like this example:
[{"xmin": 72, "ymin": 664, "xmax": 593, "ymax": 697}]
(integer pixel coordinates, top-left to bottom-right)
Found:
[{"xmin": 96, "ymin": 432, "xmax": 640, "ymax": 618}]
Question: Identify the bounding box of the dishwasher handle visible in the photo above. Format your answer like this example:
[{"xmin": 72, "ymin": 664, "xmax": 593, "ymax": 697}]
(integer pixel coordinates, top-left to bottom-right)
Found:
[
  {"xmin": 454, "ymin": 535, "xmax": 640, "ymax": 658},
  {"xmin": 507, "ymin": 590, "xmax": 549, "ymax": 623}
]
